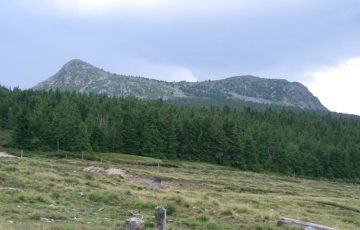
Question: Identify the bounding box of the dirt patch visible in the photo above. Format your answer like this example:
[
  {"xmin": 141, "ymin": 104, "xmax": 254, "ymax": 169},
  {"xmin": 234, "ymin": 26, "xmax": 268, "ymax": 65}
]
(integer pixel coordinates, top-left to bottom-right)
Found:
[
  {"xmin": 162, "ymin": 179, "xmax": 208, "ymax": 189},
  {"xmin": 105, "ymin": 168, "xmax": 128, "ymax": 177},
  {"xmin": 83, "ymin": 166, "xmax": 208, "ymax": 189},
  {"xmin": 83, "ymin": 166, "xmax": 128, "ymax": 178},
  {"xmin": 84, "ymin": 166, "xmax": 105, "ymax": 173},
  {"xmin": 0, "ymin": 152, "xmax": 15, "ymax": 158}
]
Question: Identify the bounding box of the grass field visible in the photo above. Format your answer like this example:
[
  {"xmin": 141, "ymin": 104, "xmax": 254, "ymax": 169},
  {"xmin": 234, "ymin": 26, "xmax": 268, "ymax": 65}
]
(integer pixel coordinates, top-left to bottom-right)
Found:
[{"xmin": 0, "ymin": 151, "xmax": 359, "ymax": 230}]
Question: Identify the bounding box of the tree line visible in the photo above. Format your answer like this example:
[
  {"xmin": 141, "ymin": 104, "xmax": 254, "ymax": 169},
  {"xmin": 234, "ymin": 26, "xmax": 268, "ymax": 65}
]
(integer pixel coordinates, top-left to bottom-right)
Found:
[{"xmin": 0, "ymin": 86, "xmax": 359, "ymax": 180}]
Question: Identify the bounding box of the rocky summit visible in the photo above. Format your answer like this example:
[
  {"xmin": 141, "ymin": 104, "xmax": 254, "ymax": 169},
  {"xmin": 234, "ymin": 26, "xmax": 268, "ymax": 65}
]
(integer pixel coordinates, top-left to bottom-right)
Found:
[{"xmin": 33, "ymin": 59, "xmax": 327, "ymax": 111}]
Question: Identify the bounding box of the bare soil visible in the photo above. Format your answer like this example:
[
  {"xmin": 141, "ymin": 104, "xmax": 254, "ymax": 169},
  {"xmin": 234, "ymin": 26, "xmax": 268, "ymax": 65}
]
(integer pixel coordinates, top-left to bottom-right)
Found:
[
  {"xmin": 83, "ymin": 166, "xmax": 208, "ymax": 189},
  {"xmin": 0, "ymin": 152, "xmax": 15, "ymax": 158}
]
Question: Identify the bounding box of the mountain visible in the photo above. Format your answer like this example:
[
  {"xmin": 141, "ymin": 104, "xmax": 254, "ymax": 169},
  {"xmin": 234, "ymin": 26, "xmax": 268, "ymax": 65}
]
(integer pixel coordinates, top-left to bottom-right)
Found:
[{"xmin": 33, "ymin": 59, "xmax": 327, "ymax": 111}]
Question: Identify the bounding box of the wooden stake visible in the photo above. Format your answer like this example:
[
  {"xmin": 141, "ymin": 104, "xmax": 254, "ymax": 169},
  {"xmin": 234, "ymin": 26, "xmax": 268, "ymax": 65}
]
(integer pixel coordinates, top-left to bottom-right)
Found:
[{"xmin": 57, "ymin": 138, "xmax": 60, "ymax": 153}]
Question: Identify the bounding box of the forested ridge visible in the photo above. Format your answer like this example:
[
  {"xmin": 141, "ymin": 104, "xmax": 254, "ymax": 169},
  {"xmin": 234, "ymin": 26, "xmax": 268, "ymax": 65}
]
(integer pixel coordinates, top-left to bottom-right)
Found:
[{"xmin": 1, "ymin": 86, "xmax": 359, "ymax": 180}]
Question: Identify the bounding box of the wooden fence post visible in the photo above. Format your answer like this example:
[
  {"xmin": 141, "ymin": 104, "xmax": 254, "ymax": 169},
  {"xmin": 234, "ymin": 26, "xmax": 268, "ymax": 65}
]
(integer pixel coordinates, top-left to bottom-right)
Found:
[{"xmin": 155, "ymin": 207, "xmax": 166, "ymax": 230}]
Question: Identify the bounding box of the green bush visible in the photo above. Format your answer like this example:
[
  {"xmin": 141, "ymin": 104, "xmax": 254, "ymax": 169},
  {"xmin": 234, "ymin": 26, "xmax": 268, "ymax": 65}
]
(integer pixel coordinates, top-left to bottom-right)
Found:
[
  {"xmin": 220, "ymin": 209, "xmax": 233, "ymax": 216},
  {"xmin": 87, "ymin": 192, "xmax": 120, "ymax": 205},
  {"xmin": 196, "ymin": 215, "xmax": 209, "ymax": 222},
  {"xmin": 135, "ymin": 201, "xmax": 156, "ymax": 211},
  {"xmin": 15, "ymin": 194, "xmax": 52, "ymax": 204},
  {"xmin": 165, "ymin": 204, "xmax": 177, "ymax": 216}
]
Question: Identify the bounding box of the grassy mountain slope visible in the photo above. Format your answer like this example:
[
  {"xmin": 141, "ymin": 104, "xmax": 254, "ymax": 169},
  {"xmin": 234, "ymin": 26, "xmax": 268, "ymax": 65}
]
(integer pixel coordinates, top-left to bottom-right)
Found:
[
  {"xmin": 0, "ymin": 151, "xmax": 359, "ymax": 229},
  {"xmin": 33, "ymin": 59, "xmax": 327, "ymax": 111},
  {"xmin": 0, "ymin": 153, "xmax": 360, "ymax": 230},
  {"xmin": 2, "ymin": 87, "xmax": 359, "ymax": 180}
]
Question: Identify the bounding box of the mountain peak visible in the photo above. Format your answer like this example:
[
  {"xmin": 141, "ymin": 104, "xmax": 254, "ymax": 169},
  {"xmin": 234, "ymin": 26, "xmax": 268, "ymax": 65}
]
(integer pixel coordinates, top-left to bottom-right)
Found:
[
  {"xmin": 33, "ymin": 59, "xmax": 109, "ymax": 92},
  {"xmin": 60, "ymin": 59, "xmax": 98, "ymax": 73},
  {"xmin": 64, "ymin": 59, "xmax": 90, "ymax": 66},
  {"xmin": 33, "ymin": 60, "xmax": 327, "ymax": 111}
]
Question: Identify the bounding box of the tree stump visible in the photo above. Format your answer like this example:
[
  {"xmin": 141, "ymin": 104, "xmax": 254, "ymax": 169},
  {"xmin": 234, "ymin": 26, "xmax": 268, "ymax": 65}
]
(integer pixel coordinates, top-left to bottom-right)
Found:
[{"xmin": 155, "ymin": 207, "xmax": 166, "ymax": 230}]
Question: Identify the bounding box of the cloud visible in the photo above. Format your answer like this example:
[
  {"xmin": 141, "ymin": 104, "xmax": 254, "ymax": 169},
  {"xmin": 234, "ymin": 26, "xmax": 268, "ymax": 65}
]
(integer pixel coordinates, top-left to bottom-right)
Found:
[
  {"xmin": 15, "ymin": 0, "xmax": 318, "ymax": 18},
  {"xmin": 137, "ymin": 61, "xmax": 198, "ymax": 82},
  {"xmin": 52, "ymin": 0, "xmax": 166, "ymax": 15},
  {"xmin": 110, "ymin": 58, "xmax": 197, "ymax": 82},
  {"xmin": 306, "ymin": 57, "xmax": 360, "ymax": 115},
  {"xmin": 12, "ymin": 0, "xmax": 166, "ymax": 17}
]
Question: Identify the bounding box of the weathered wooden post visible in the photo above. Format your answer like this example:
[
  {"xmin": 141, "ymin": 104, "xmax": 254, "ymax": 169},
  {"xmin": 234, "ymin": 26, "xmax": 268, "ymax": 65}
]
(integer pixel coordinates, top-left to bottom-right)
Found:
[{"xmin": 155, "ymin": 207, "xmax": 166, "ymax": 230}]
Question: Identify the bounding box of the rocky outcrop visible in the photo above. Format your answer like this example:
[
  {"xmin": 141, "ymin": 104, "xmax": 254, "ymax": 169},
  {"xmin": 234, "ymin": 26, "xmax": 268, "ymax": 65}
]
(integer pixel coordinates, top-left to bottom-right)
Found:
[{"xmin": 33, "ymin": 59, "xmax": 327, "ymax": 111}]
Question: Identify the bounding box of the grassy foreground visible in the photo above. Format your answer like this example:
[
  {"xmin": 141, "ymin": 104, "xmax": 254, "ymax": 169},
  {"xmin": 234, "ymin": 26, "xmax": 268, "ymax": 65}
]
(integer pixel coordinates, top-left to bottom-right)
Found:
[{"xmin": 0, "ymin": 151, "xmax": 359, "ymax": 230}]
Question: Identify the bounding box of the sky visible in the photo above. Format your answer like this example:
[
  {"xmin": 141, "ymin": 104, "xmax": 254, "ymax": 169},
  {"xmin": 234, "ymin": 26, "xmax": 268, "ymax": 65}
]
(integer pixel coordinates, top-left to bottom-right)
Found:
[{"xmin": 0, "ymin": 0, "xmax": 360, "ymax": 115}]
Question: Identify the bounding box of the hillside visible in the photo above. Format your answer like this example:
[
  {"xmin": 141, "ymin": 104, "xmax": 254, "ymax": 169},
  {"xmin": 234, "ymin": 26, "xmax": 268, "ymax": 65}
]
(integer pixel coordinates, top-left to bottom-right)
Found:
[
  {"xmin": 0, "ymin": 151, "xmax": 359, "ymax": 229},
  {"xmin": 0, "ymin": 87, "xmax": 359, "ymax": 180},
  {"xmin": 33, "ymin": 59, "xmax": 327, "ymax": 111}
]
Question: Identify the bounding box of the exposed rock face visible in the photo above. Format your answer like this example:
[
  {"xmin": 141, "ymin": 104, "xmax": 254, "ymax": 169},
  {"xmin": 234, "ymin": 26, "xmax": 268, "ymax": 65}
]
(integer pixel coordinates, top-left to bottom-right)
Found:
[
  {"xmin": 33, "ymin": 59, "xmax": 179, "ymax": 99},
  {"xmin": 33, "ymin": 59, "xmax": 327, "ymax": 111}
]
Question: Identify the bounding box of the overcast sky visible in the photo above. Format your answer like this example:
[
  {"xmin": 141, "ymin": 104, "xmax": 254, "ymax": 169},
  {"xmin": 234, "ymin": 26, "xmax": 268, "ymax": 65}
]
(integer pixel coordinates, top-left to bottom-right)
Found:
[{"xmin": 1, "ymin": 0, "xmax": 360, "ymax": 115}]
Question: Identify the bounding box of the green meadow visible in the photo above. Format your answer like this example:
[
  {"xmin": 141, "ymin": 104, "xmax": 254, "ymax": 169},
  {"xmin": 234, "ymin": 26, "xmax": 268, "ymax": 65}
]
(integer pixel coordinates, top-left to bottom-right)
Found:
[{"xmin": 0, "ymin": 151, "xmax": 359, "ymax": 230}]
